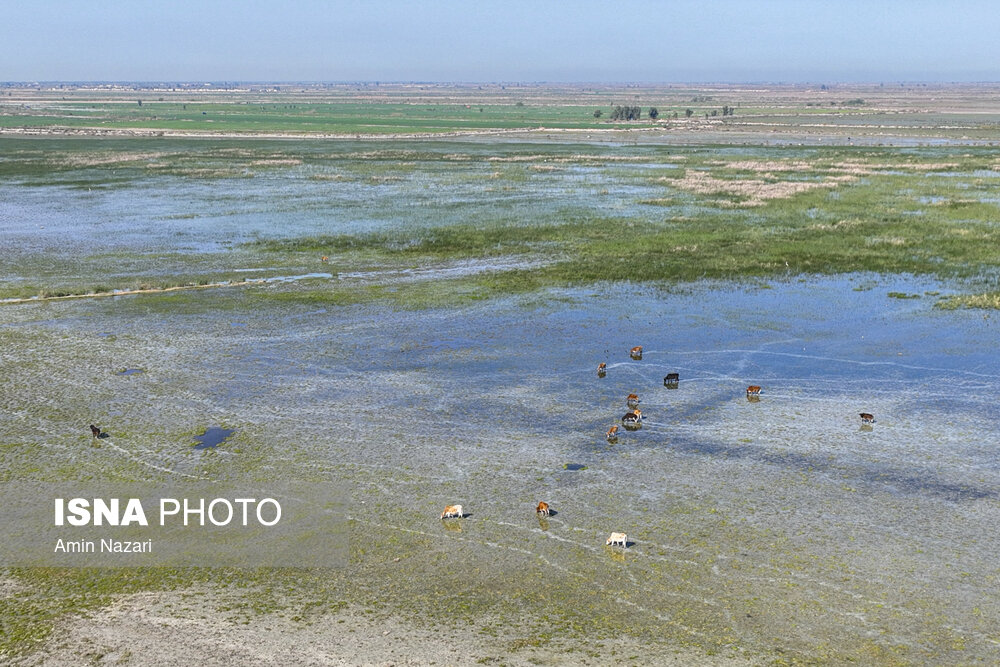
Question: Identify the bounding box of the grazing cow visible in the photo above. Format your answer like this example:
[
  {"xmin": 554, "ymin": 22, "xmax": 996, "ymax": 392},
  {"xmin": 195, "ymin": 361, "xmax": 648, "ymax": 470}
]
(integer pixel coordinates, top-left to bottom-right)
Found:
[
  {"xmin": 859, "ymin": 413, "xmax": 876, "ymax": 424},
  {"xmin": 622, "ymin": 409, "xmax": 642, "ymax": 429},
  {"xmin": 746, "ymin": 385, "xmax": 762, "ymax": 397},
  {"xmin": 440, "ymin": 504, "xmax": 464, "ymax": 520},
  {"xmin": 321, "ymin": 256, "xmax": 329, "ymax": 262},
  {"xmin": 89, "ymin": 424, "xmax": 101, "ymax": 439},
  {"xmin": 664, "ymin": 372, "xmax": 680, "ymax": 386},
  {"xmin": 626, "ymin": 393, "xmax": 641, "ymax": 408},
  {"xmin": 630, "ymin": 346, "xmax": 643, "ymax": 360},
  {"xmin": 606, "ymin": 532, "xmax": 628, "ymax": 548},
  {"xmin": 597, "ymin": 362, "xmax": 607, "ymax": 377},
  {"xmin": 606, "ymin": 425, "xmax": 619, "ymax": 442},
  {"xmin": 536, "ymin": 501, "xmax": 550, "ymax": 516}
]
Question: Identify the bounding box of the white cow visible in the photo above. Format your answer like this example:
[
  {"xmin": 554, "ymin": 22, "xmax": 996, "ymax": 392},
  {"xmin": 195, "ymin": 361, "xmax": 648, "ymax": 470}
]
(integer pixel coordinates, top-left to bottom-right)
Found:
[
  {"xmin": 606, "ymin": 532, "xmax": 628, "ymax": 547},
  {"xmin": 440, "ymin": 504, "xmax": 464, "ymax": 519}
]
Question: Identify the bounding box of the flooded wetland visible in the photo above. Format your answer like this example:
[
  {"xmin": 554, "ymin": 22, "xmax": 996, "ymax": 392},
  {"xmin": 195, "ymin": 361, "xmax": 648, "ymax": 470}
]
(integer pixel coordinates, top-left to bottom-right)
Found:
[{"xmin": 3, "ymin": 86, "xmax": 1000, "ymax": 664}]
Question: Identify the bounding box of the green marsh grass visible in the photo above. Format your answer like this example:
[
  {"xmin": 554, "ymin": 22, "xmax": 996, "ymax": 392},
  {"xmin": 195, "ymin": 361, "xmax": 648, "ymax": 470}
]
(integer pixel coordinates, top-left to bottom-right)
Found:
[{"xmin": 936, "ymin": 292, "xmax": 1000, "ymax": 310}]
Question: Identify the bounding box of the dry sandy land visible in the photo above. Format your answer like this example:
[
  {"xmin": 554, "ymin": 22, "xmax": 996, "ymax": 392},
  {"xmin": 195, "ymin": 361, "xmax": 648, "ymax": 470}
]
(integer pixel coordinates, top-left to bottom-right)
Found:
[{"xmin": 15, "ymin": 588, "xmax": 752, "ymax": 667}]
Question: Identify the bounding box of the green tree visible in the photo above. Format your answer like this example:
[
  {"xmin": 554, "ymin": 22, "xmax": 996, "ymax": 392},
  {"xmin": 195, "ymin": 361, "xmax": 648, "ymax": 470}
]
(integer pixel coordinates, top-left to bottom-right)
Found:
[
  {"xmin": 594, "ymin": 109, "xmax": 603, "ymax": 118},
  {"xmin": 685, "ymin": 108, "xmax": 693, "ymax": 118},
  {"xmin": 611, "ymin": 105, "xmax": 642, "ymax": 121},
  {"xmin": 648, "ymin": 107, "xmax": 659, "ymax": 119}
]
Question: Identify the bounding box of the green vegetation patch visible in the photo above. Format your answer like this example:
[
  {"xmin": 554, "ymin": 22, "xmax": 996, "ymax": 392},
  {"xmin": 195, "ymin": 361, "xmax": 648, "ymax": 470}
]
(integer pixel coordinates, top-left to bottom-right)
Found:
[{"xmin": 935, "ymin": 292, "xmax": 1000, "ymax": 310}]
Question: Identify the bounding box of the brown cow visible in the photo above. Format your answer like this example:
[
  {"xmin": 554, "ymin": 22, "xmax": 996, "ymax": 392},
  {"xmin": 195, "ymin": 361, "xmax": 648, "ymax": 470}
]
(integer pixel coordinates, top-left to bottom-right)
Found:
[
  {"xmin": 536, "ymin": 501, "xmax": 550, "ymax": 516},
  {"xmin": 622, "ymin": 409, "xmax": 642, "ymax": 427}
]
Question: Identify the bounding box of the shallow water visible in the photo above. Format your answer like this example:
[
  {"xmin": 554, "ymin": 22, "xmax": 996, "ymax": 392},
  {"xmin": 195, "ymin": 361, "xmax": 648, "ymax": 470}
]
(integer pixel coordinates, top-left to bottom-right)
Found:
[
  {"xmin": 192, "ymin": 427, "xmax": 235, "ymax": 450},
  {"xmin": 0, "ymin": 139, "xmax": 687, "ymax": 266},
  {"xmin": 2, "ymin": 274, "xmax": 999, "ymax": 661}
]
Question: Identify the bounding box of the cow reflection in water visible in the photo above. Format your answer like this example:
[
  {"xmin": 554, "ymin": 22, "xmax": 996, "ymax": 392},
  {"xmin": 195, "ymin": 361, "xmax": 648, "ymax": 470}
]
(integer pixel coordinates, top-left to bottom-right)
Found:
[{"xmin": 442, "ymin": 520, "xmax": 463, "ymax": 533}]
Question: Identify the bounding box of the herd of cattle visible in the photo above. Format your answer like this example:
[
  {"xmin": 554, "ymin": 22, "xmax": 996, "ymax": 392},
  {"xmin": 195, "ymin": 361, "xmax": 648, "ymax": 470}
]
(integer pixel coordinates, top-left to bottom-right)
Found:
[{"xmin": 439, "ymin": 345, "xmax": 875, "ymax": 550}]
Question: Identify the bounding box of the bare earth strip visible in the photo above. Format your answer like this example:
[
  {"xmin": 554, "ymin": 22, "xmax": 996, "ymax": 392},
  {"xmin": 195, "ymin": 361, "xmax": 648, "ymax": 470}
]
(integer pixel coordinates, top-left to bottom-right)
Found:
[{"xmin": 17, "ymin": 589, "xmax": 751, "ymax": 667}]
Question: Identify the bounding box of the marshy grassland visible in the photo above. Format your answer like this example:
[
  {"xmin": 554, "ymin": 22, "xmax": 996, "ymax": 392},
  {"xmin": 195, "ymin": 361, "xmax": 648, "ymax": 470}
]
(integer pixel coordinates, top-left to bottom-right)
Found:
[
  {"xmin": 3, "ymin": 135, "xmax": 1000, "ymax": 307},
  {"xmin": 3, "ymin": 85, "xmax": 1000, "ymax": 665}
]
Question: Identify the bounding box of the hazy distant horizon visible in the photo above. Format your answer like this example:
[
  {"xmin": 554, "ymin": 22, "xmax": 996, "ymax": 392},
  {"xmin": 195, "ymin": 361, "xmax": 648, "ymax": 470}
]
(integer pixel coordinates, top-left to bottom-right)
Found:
[
  {"xmin": 6, "ymin": 80, "xmax": 1000, "ymax": 86},
  {"xmin": 3, "ymin": 1, "xmax": 998, "ymax": 83}
]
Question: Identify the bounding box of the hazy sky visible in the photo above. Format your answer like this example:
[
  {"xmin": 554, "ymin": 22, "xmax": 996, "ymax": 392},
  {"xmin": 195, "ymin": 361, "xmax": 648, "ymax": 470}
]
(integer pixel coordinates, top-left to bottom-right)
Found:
[{"xmin": 3, "ymin": 1, "xmax": 998, "ymax": 82}]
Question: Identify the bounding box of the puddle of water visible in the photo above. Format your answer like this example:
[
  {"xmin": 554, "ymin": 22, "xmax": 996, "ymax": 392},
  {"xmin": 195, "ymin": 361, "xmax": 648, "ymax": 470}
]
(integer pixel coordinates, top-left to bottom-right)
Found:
[
  {"xmin": 564, "ymin": 463, "xmax": 587, "ymax": 471},
  {"xmin": 931, "ymin": 169, "xmax": 1000, "ymax": 178},
  {"xmin": 193, "ymin": 427, "xmax": 235, "ymax": 450},
  {"xmin": 336, "ymin": 258, "xmax": 546, "ymax": 284},
  {"xmin": 262, "ymin": 272, "xmax": 332, "ymax": 283},
  {"xmin": 116, "ymin": 368, "xmax": 144, "ymax": 376}
]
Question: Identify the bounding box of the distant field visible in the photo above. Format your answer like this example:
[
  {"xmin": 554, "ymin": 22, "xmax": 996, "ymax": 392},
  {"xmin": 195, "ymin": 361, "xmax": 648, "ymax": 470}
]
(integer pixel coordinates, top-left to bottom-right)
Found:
[
  {"xmin": 4, "ymin": 82, "xmax": 1000, "ymax": 141},
  {"xmin": 0, "ymin": 100, "xmax": 607, "ymax": 134}
]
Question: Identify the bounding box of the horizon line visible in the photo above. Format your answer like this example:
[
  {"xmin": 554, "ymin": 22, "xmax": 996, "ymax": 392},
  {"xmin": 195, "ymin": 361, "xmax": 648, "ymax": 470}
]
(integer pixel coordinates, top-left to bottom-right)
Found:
[{"xmin": 6, "ymin": 79, "xmax": 1000, "ymax": 87}]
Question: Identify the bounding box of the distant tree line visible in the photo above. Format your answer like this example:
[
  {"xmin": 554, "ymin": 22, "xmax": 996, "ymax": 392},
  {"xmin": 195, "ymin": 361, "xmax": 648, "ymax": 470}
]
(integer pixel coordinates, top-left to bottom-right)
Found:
[
  {"xmin": 609, "ymin": 105, "xmax": 642, "ymax": 121},
  {"xmin": 596, "ymin": 104, "xmax": 735, "ymax": 121}
]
